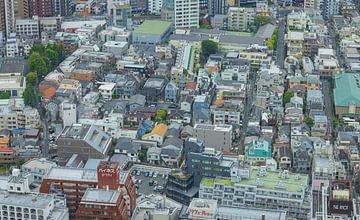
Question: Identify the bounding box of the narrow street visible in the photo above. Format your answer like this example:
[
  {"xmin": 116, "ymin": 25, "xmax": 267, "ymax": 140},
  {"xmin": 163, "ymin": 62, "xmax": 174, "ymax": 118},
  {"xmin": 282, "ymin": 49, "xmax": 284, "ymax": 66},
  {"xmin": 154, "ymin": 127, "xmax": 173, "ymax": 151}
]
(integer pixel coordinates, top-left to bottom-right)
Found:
[
  {"xmin": 239, "ymin": 71, "xmax": 256, "ymax": 154},
  {"xmin": 322, "ymin": 79, "xmax": 335, "ymax": 142},
  {"xmin": 276, "ymin": 19, "xmax": 286, "ymax": 69}
]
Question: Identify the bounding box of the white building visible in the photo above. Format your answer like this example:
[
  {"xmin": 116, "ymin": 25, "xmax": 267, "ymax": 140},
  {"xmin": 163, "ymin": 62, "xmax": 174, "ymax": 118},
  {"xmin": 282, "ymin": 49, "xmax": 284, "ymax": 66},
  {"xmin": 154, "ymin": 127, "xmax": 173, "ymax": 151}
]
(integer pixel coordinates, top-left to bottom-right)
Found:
[
  {"xmin": 0, "ymin": 74, "xmax": 26, "ymax": 97},
  {"xmin": 98, "ymin": 83, "xmax": 116, "ymax": 100},
  {"xmin": 5, "ymin": 34, "xmax": 19, "ymax": 57},
  {"xmin": 0, "ymin": 169, "xmax": 69, "ymax": 220},
  {"xmin": 103, "ymin": 41, "xmax": 128, "ymax": 58},
  {"xmin": 194, "ymin": 124, "xmax": 233, "ymax": 152},
  {"xmin": 15, "ymin": 18, "xmax": 40, "ymax": 38},
  {"xmin": 148, "ymin": 0, "xmax": 163, "ymax": 14},
  {"xmin": 59, "ymin": 101, "xmax": 77, "ymax": 128},
  {"xmin": 21, "ymin": 158, "xmax": 57, "ymax": 183},
  {"xmin": 174, "ymin": 0, "xmax": 200, "ymax": 29}
]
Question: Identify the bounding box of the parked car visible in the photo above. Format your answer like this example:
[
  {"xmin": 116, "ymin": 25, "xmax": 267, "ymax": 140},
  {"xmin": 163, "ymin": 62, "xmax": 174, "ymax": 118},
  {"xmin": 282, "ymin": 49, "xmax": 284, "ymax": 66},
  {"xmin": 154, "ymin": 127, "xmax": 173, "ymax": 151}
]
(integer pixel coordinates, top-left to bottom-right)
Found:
[
  {"xmin": 149, "ymin": 180, "xmax": 154, "ymax": 186},
  {"xmin": 153, "ymin": 172, "xmax": 157, "ymax": 178},
  {"xmin": 132, "ymin": 170, "xmax": 137, "ymax": 175},
  {"xmin": 145, "ymin": 171, "xmax": 149, "ymax": 177},
  {"xmin": 136, "ymin": 170, "xmax": 141, "ymax": 176}
]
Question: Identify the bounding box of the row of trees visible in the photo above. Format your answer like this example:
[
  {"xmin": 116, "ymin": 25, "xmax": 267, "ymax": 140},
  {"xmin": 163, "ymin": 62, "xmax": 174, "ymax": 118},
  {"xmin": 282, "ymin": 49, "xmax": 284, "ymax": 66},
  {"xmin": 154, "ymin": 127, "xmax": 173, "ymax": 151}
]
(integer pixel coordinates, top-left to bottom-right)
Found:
[{"xmin": 266, "ymin": 28, "xmax": 279, "ymax": 50}]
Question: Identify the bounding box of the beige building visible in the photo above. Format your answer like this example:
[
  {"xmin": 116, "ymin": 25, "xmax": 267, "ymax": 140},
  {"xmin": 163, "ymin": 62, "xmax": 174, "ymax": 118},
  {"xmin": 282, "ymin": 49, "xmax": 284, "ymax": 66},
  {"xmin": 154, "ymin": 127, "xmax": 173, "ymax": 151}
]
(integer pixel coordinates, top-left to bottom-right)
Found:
[
  {"xmin": 0, "ymin": 99, "xmax": 40, "ymax": 130},
  {"xmin": 227, "ymin": 7, "xmax": 248, "ymax": 31},
  {"xmin": 286, "ymin": 31, "xmax": 304, "ymax": 58}
]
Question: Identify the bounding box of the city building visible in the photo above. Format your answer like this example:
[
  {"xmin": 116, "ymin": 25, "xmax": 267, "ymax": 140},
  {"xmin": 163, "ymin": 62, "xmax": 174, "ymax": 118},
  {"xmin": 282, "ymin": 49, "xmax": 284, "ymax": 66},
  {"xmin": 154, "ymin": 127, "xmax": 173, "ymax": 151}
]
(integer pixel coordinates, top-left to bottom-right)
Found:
[
  {"xmin": 148, "ymin": 0, "xmax": 163, "ymax": 14},
  {"xmin": 286, "ymin": 31, "xmax": 304, "ymax": 58},
  {"xmin": 59, "ymin": 101, "xmax": 77, "ymax": 127},
  {"xmin": 166, "ymin": 170, "xmax": 199, "ymax": 205},
  {"xmin": 4, "ymin": 0, "xmax": 16, "ymax": 36},
  {"xmin": 21, "ymin": 158, "xmax": 57, "ymax": 183},
  {"xmin": 246, "ymin": 139, "xmax": 272, "ymax": 164},
  {"xmin": 56, "ymin": 124, "xmax": 112, "ymax": 165},
  {"xmin": 40, "ymin": 161, "xmax": 136, "ymax": 218},
  {"xmin": 111, "ymin": 3, "xmax": 132, "ymax": 29},
  {"xmin": 227, "ymin": 7, "xmax": 249, "ymax": 31},
  {"xmin": 334, "ymin": 73, "xmax": 360, "ymax": 116},
  {"xmin": 194, "ymin": 124, "xmax": 233, "ymax": 152},
  {"xmin": 15, "ymin": 18, "xmax": 40, "ymax": 39},
  {"xmin": 174, "ymin": 0, "xmax": 199, "ymax": 29},
  {"xmin": 199, "ymin": 168, "xmax": 310, "ymax": 219},
  {"xmin": 103, "ymin": 41, "xmax": 128, "ymax": 57},
  {"xmin": 133, "ymin": 20, "xmax": 172, "ymax": 45},
  {"xmin": 142, "ymin": 123, "xmax": 168, "ymax": 145},
  {"xmin": 28, "ymin": 0, "xmax": 53, "ymax": 17},
  {"xmin": 208, "ymin": 0, "xmax": 228, "ymax": 16},
  {"xmin": 0, "ymin": 99, "xmax": 40, "ymax": 130}
]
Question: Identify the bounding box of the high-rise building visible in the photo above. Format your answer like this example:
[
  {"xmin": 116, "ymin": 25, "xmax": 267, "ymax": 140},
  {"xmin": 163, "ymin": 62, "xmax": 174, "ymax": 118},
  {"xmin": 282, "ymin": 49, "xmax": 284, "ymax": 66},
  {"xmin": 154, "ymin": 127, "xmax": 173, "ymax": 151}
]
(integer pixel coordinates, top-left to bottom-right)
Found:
[
  {"xmin": 13, "ymin": 0, "xmax": 28, "ymax": 18},
  {"xmin": 111, "ymin": 3, "xmax": 132, "ymax": 29},
  {"xmin": 148, "ymin": 0, "xmax": 163, "ymax": 14},
  {"xmin": 322, "ymin": 0, "xmax": 339, "ymax": 19},
  {"xmin": 208, "ymin": 0, "xmax": 228, "ymax": 16},
  {"xmin": 28, "ymin": 0, "xmax": 53, "ymax": 17},
  {"xmin": 130, "ymin": 0, "xmax": 148, "ymax": 13},
  {"xmin": 4, "ymin": 0, "xmax": 15, "ymax": 36},
  {"xmin": 0, "ymin": 0, "xmax": 6, "ymax": 34},
  {"xmin": 107, "ymin": 0, "xmax": 129, "ymax": 15},
  {"xmin": 174, "ymin": 0, "xmax": 200, "ymax": 29},
  {"xmin": 53, "ymin": 0, "xmax": 74, "ymax": 16},
  {"xmin": 161, "ymin": 0, "xmax": 175, "ymax": 21}
]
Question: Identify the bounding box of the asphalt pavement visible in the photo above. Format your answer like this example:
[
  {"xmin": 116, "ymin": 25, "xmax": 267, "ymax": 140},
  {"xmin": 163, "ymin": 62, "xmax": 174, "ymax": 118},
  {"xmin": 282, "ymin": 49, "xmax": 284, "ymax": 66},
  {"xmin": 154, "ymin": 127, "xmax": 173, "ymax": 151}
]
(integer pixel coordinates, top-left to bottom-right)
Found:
[
  {"xmin": 276, "ymin": 19, "xmax": 286, "ymax": 69},
  {"xmin": 132, "ymin": 171, "xmax": 168, "ymax": 196}
]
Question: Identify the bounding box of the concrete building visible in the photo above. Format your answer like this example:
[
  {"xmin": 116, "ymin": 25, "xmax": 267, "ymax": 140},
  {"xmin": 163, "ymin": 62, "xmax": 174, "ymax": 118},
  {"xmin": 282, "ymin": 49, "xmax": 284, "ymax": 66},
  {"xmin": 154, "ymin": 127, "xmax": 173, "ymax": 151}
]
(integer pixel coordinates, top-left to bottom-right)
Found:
[
  {"xmin": 208, "ymin": 0, "xmax": 228, "ymax": 16},
  {"xmin": 316, "ymin": 48, "xmax": 339, "ymax": 78},
  {"xmin": 15, "ymin": 18, "xmax": 40, "ymax": 38},
  {"xmin": 194, "ymin": 124, "xmax": 233, "ymax": 152},
  {"xmin": 185, "ymin": 138, "xmax": 236, "ymax": 185},
  {"xmin": 133, "ymin": 20, "xmax": 172, "ymax": 45},
  {"xmin": 227, "ymin": 7, "xmax": 249, "ymax": 31},
  {"xmin": 56, "ymin": 124, "xmax": 112, "ymax": 165},
  {"xmin": 334, "ymin": 73, "xmax": 360, "ymax": 117},
  {"xmin": 131, "ymin": 194, "xmax": 183, "ymax": 220},
  {"xmin": 103, "ymin": 41, "xmax": 128, "ymax": 57},
  {"xmin": 285, "ymin": 31, "xmax": 304, "ymax": 58},
  {"xmin": 140, "ymin": 76, "xmax": 168, "ymax": 101},
  {"xmin": 28, "ymin": 0, "xmax": 53, "ymax": 17},
  {"xmin": 148, "ymin": 0, "xmax": 163, "ymax": 14},
  {"xmin": 174, "ymin": 0, "xmax": 199, "ymax": 29},
  {"xmin": 40, "ymin": 161, "xmax": 136, "ymax": 218},
  {"xmin": 166, "ymin": 170, "xmax": 199, "ymax": 205},
  {"xmin": 0, "ymin": 99, "xmax": 40, "ymax": 130},
  {"xmin": 4, "ymin": 0, "xmax": 16, "ymax": 36},
  {"xmin": 199, "ymin": 168, "xmax": 310, "ymax": 219},
  {"xmin": 322, "ymin": 0, "xmax": 339, "ymax": 19},
  {"xmin": 21, "ymin": 158, "xmax": 57, "ymax": 183},
  {"xmin": 0, "ymin": 0, "xmax": 6, "ymax": 34},
  {"xmin": 59, "ymin": 101, "xmax": 77, "ymax": 127},
  {"xmin": 111, "ymin": 3, "xmax": 132, "ymax": 29},
  {"xmin": 98, "ymin": 82, "xmax": 116, "ymax": 100}
]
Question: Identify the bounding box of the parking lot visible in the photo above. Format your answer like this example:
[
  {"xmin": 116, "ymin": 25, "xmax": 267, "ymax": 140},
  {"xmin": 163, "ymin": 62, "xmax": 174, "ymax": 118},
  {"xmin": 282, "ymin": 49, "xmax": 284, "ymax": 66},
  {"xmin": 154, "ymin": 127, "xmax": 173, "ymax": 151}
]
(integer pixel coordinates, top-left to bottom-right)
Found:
[{"xmin": 131, "ymin": 170, "xmax": 168, "ymax": 196}]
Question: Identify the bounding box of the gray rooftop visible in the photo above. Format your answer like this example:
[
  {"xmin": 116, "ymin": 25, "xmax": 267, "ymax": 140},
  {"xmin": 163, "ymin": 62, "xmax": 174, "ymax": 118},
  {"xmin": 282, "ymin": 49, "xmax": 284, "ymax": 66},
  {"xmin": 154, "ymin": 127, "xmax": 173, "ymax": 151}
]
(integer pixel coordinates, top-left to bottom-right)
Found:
[
  {"xmin": 81, "ymin": 188, "xmax": 120, "ymax": 204},
  {"xmin": 0, "ymin": 190, "xmax": 54, "ymax": 209}
]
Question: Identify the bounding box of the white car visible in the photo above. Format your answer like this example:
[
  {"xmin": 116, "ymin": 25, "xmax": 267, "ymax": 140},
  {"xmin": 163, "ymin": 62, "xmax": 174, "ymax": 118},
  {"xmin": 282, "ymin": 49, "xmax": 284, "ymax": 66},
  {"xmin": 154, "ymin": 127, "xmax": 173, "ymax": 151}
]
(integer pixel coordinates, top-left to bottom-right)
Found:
[{"xmin": 153, "ymin": 173, "xmax": 157, "ymax": 178}]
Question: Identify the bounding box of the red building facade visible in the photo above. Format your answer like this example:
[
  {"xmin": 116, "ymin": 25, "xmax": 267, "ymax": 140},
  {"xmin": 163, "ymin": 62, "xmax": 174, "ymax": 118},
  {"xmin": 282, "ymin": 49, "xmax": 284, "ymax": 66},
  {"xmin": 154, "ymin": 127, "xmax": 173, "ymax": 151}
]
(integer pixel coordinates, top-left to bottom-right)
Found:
[{"xmin": 28, "ymin": 0, "xmax": 53, "ymax": 17}]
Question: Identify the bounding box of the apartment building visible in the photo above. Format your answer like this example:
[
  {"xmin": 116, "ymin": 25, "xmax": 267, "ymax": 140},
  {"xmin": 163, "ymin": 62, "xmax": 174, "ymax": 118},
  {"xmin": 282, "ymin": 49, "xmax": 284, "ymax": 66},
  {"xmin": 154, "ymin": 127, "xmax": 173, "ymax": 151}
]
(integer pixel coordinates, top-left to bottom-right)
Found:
[
  {"xmin": 0, "ymin": 0, "xmax": 5, "ymax": 34},
  {"xmin": 185, "ymin": 138, "xmax": 236, "ymax": 185},
  {"xmin": 316, "ymin": 48, "xmax": 339, "ymax": 78},
  {"xmin": 148, "ymin": 0, "xmax": 163, "ymax": 14},
  {"xmin": 28, "ymin": 0, "xmax": 53, "ymax": 17},
  {"xmin": 0, "ymin": 99, "xmax": 40, "ymax": 130},
  {"xmin": 286, "ymin": 31, "xmax": 304, "ymax": 58},
  {"xmin": 211, "ymin": 102, "xmax": 243, "ymax": 125},
  {"xmin": 174, "ymin": 0, "xmax": 200, "ymax": 29},
  {"xmin": 194, "ymin": 124, "xmax": 233, "ymax": 152},
  {"xmin": 239, "ymin": 45, "xmax": 272, "ymax": 68},
  {"xmin": 21, "ymin": 158, "xmax": 57, "ymax": 183},
  {"xmin": 227, "ymin": 7, "xmax": 250, "ymax": 31},
  {"xmin": 208, "ymin": 0, "xmax": 228, "ymax": 16},
  {"xmin": 4, "ymin": 0, "xmax": 15, "ymax": 36},
  {"xmin": 56, "ymin": 124, "xmax": 112, "ymax": 165},
  {"xmin": 199, "ymin": 168, "xmax": 310, "ymax": 219},
  {"xmin": 15, "ymin": 18, "xmax": 40, "ymax": 38}
]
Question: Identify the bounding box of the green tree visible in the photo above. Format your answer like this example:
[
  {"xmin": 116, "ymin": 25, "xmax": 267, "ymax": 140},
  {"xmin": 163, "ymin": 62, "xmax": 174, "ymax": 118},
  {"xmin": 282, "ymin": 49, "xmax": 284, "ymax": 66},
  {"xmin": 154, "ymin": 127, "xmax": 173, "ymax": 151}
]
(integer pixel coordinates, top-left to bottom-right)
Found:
[
  {"xmin": 28, "ymin": 52, "xmax": 48, "ymax": 76},
  {"xmin": 332, "ymin": 117, "xmax": 344, "ymax": 127},
  {"xmin": 283, "ymin": 90, "xmax": 294, "ymax": 104},
  {"xmin": 26, "ymin": 72, "xmax": 37, "ymax": 87},
  {"xmin": 304, "ymin": 117, "xmax": 314, "ymax": 128},
  {"xmin": 201, "ymin": 40, "xmax": 218, "ymax": 62},
  {"xmin": 23, "ymin": 86, "xmax": 36, "ymax": 108},
  {"xmin": 45, "ymin": 49, "xmax": 59, "ymax": 68},
  {"xmin": 138, "ymin": 150, "xmax": 146, "ymax": 162},
  {"xmin": 156, "ymin": 109, "xmax": 167, "ymax": 121},
  {"xmin": 30, "ymin": 44, "xmax": 46, "ymax": 54},
  {"xmin": 254, "ymin": 16, "xmax": 273, "ymax": 29},
  {"xmin": 0, "ymin": 91, "xmax": 10, "ymax": 99}
]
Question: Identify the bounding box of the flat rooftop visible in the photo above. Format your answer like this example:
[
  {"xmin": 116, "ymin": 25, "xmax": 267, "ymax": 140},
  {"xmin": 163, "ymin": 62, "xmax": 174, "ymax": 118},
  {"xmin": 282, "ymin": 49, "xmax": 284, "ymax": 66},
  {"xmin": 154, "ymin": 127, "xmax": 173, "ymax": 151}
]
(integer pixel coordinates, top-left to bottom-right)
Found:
[
  {"xmin": 0, "ymin": 58, "xmax": 28, "ymax": 75},
  {"xmin": 202, "ymin": 168, "xmax": 308, "ymax": 193},
  {"xmin": 134, "ymin": 20, "xmax": 172, "ymax": 36},
  {"xmin": 144, "ymin": 77, "xmax": 165, "ymax": 88},
  {"xmin": 0, "ymin": 190, "xmax": 54, "ymax": 209},
  {"xmin": 81, "ymin": 188, "xmax": 120, "ymax": 204}
]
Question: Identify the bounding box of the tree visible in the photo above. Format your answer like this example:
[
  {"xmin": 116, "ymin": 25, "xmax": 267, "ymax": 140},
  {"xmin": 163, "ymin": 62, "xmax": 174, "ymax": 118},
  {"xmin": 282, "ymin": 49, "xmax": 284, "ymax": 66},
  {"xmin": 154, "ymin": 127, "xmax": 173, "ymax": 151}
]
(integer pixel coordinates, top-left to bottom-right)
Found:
[
  {"xmin": 283, "ymin": 90, "xmax": 294, "ymax": 104},
  {"xmin": 156, "ymin": 109, "xmax": 167, "ymax": 121},
  {"xmin": 28, "ymin": 52, "xmax": 48, "ymax": 76},
  {"xmin": 254, "ymin": 16, "xmax": 273, "ymax": 29},
  {"xmin": 138, "ymin": 150, "xmax": 146, "ymax": 162},
  {"xmin": 201, "ymin": 40, "xmax": 218, "ymax": 62},
  {"xmin": 267, "ymin": 28, "xmax": 279, "ymax": 50},
  {"xmin": 26, "ymin": 72, "xmax": 37, "ymax": 87},
  {"xmin": 45, "ymin": 49, "xmax": 59, "ymax": 68},
  {"xmin": 23, "ymin": 86, "xmax": 36, "ymax": 107},
  {"xmin": 0, "ymin": 91, "xmax": 10, "ymax": 99},
  {"xmin": 332, "ymin": 117, "xmax": 344, "ymax": 127},
  {"xmin": 304, "ymin": 117, "xmax": 314, "ymax": 128}
]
